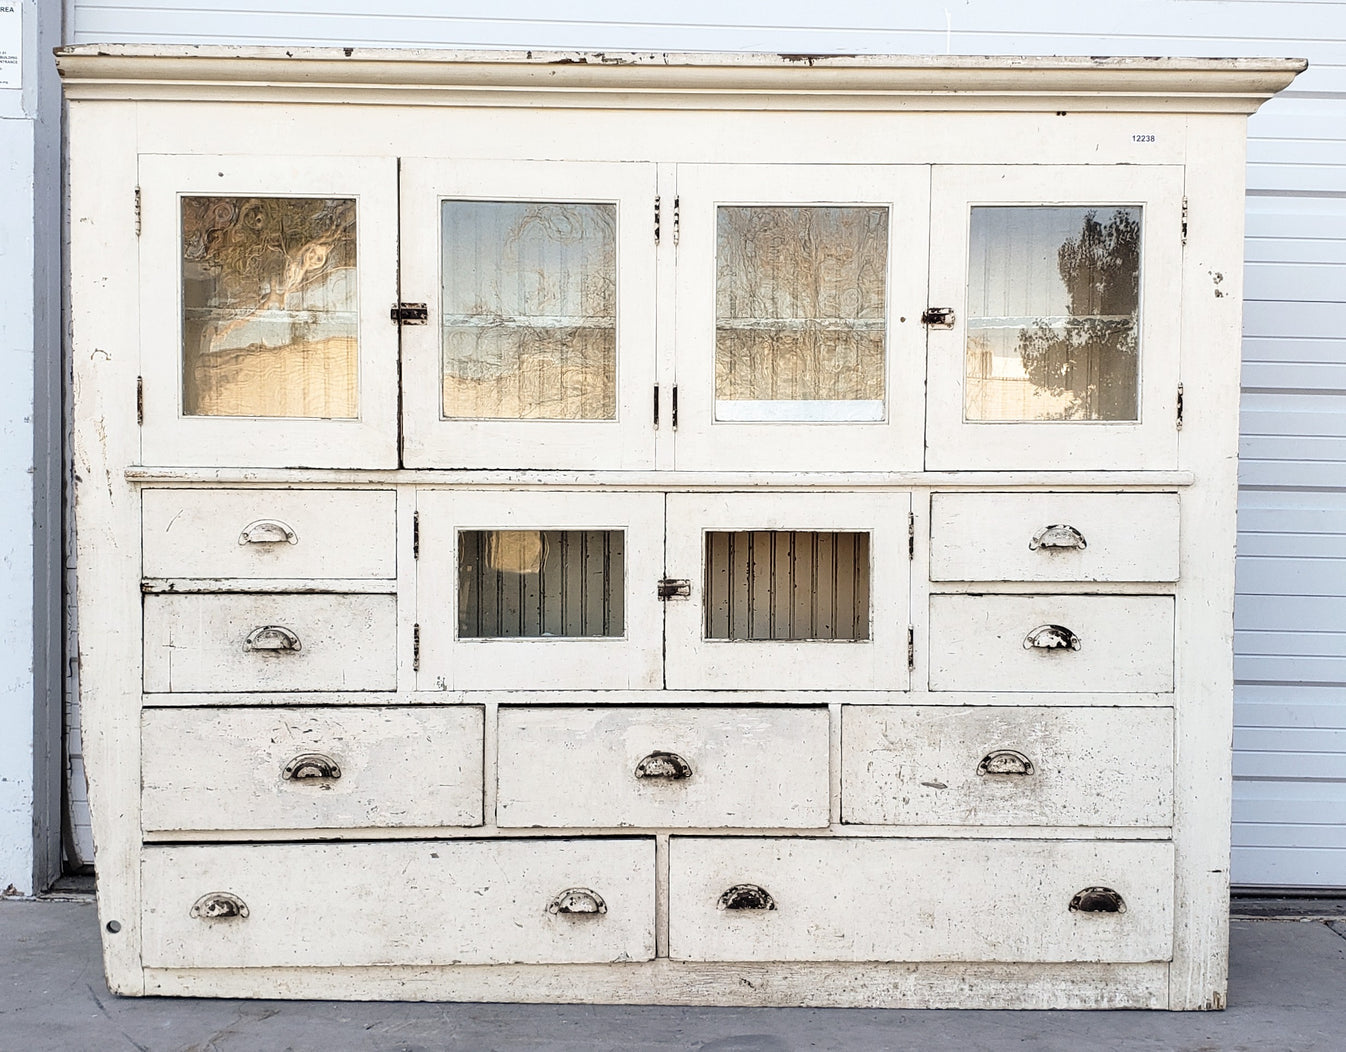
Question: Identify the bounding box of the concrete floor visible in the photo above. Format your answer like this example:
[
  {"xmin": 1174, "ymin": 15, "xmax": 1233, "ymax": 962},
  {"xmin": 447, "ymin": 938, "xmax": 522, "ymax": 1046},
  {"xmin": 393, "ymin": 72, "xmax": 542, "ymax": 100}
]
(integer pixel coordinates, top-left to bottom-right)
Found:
[{"xmin": 3, "ymin": 898, "xmax": 1345, "ymax": 1051}]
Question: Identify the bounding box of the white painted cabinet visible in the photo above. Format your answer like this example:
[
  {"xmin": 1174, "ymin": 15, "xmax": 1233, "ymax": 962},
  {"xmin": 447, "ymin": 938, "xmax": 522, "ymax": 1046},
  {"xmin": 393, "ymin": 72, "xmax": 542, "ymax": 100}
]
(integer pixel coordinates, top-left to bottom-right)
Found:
[{"xmin": 62, "ymin": 47, "xmax": 1302, "ymax": 1009}]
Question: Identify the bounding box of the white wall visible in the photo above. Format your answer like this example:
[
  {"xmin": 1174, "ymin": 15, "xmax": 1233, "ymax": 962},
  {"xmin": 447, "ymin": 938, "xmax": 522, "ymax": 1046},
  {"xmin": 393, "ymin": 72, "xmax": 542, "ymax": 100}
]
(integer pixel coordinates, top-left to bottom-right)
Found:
[{"xmin": 67, "ymin": 0, "xmax": 1346, "ymax": 887}]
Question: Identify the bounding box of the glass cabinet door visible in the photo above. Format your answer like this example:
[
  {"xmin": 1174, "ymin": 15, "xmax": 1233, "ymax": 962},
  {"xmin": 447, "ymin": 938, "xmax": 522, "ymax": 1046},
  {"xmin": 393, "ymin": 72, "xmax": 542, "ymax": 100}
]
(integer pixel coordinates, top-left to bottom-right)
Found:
[
  {"xmin": 671, "ymin": 165, "xmax": 929, "ymax": 471},
  {"xmin": 416, "ymin": 491, "xmax": 664, "ymax": 690},
  {"xmin": 399, "ymin": 160, "xmax": 657, "ymax": 469},
  {"xmin": 925, "ymin": 165, "xmax": 1184, "ymax": 470},
  {"xmin": 663, "ymin": 492, "xmax": 911, "ymax": 690},
  {"xmin": 138, "ymin": 155, "xmax": 400, "ymax": 468}
]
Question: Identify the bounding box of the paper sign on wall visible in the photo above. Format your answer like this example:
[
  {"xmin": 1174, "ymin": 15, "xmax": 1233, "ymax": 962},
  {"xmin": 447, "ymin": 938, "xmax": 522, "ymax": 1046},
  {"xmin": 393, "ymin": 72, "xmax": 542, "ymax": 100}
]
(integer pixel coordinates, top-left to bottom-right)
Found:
[{"xmin": 0, "ymin": 3, "xmax": 21, "ymax": 90}]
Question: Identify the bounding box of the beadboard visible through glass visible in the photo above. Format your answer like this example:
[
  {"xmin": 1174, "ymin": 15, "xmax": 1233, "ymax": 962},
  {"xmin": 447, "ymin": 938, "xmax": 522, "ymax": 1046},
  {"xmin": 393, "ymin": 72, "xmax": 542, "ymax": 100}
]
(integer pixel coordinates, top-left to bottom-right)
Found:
[{"xmin": 181, "ymin": 196, "xmax": 359, "ymax": 419}]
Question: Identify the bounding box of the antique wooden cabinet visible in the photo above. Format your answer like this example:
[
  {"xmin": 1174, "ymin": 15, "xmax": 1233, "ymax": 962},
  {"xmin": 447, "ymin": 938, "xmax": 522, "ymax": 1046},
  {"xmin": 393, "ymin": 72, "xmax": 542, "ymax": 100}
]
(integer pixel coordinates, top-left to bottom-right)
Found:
[{"xmin": 60, "ymin": 47, "xmax": 1303, "ymax": 1008}]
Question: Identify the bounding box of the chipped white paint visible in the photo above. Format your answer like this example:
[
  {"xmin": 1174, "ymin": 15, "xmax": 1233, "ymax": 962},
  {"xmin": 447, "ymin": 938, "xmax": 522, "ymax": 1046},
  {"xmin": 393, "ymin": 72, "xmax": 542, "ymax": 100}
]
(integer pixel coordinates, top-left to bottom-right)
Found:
[{"xmin": 59, "ymin": 48, "xmax": 1297, "ymax": 1009}]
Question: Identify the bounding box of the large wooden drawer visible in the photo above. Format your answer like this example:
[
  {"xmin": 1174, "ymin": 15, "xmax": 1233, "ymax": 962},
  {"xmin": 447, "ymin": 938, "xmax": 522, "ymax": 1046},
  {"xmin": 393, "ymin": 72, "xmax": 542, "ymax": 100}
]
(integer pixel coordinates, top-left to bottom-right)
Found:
[
  {"xmin": 929, "ymin": 492, "xmax": 1180, "ymax": 583},
  {"xmin": 668, "ymin": 838, "xmax": 1173, "ymax": 963},
  {"xmin": 142, "ymin": 839, "xmax": 655, "ymax": 969},
  {"xmin": 841, "ymin": 706, "xmax": 1173, "ymax": 827},
  {"xmin": 142, "ymin": 489, "xmax": 397, "ymax": 580},
  {"xmin": 928, "ymin": 595, "xmax": 1174, "ymax": 693},
  {"xmin": 142, "ymin": 706, "xmax": 483, "ymax": 832},
  {"xmin": 497, "ymin": 706, "xmax": 829, "ymax": 829},
  {"xmin": 143, "ymin": 593, "xmax": 398, "ymax": 693}
]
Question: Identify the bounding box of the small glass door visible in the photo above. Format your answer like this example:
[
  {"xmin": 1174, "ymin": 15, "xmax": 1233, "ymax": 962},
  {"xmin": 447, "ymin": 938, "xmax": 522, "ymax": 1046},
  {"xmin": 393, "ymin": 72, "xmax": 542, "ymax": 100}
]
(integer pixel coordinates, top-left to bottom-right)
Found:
[
  {"xmin": 416, "ymin": 491, "xmax": 664, "ymax": 690},
  {"xmin": 671, "ymin": 165, "xmax": 929, "ymax": 471},
  {"xmin": 925, "ymin": 165, "xmax": 1184, "ymax": 470},
  {"xmin": 663, "ymin": 492, "xmax": 911, "ymax": 690},
  {"xmin": 138, "ymin": 155, "xmax": 400, "ymax": 468},
  {"xmin": 400, "ymin": 160, "xmax": 657, "ymax": 469}
]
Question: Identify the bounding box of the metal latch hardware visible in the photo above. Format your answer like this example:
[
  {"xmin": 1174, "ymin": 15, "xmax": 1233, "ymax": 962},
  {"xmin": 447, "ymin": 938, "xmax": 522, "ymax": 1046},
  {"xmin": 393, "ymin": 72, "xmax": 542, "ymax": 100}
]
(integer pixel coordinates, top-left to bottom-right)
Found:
[
  {"xmin": 921, "ymin": 307, "xmax": 955, "ymax": 328},
  {"xmin": 390, "ymin": 302, "xmax": 428, "ymax": 325},
  {"xmin": 658, "ymin": 578, "xmax": 692, "ymax": 600}
]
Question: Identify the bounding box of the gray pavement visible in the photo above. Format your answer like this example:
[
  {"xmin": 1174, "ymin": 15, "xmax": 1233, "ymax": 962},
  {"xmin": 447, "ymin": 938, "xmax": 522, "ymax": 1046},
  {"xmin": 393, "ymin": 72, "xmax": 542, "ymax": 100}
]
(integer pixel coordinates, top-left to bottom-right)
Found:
[{"xmin": 3, "ymin": 897, "xmax": 1345, "ymax": 1051}]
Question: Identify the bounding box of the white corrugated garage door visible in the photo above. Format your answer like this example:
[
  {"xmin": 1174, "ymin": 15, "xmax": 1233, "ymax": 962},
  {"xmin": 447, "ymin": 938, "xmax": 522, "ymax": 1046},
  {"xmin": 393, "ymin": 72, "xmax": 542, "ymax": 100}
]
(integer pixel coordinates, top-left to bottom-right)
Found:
[{"xmin": 67, "ymin": 0, "xmax": 1346, "ymax": 886}]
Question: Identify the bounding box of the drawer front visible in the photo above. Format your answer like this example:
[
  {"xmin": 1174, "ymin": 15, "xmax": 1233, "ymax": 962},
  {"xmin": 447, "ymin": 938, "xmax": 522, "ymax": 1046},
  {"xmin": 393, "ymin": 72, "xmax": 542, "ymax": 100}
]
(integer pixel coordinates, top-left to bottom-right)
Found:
[
  {"xmin": 142, "ymin": 707, "xmax": 483, "ymax": 832},
  {"xmin": 929, "ymin": 492, "xmax": 1179, "ymax": 583},
  {"xmin": 668, "ymin": 838, "xmax": 1173, "ymax": 963},
  {"xmin": 142, "ymin": 839, "xmax": 655, "ymax": 968},
  {"xmin": 497, "ymin": 707, "xmax": 829, "ymax": 829},
  {"xmin": 142, "ymin": 489, "xmax": 396, "ymax": 580},
  {"xmin": 143, "ymin": 593, "xmax": 397, "ymax": 693},
  {"xmin": 928, "ymin": 595, "xmax": 1174, "ymax": 693},
  {"xmin": 841, "ymin": 706, "xmax": 1173, "ymax": 827}
]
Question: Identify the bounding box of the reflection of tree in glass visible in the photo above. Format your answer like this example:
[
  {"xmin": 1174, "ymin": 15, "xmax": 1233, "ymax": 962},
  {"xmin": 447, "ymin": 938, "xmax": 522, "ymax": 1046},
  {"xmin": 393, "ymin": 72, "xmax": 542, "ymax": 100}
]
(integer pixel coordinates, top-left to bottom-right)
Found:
[{"xmin": 1016, "ymin": 208, "xmax": 1140, "ymax": 421}]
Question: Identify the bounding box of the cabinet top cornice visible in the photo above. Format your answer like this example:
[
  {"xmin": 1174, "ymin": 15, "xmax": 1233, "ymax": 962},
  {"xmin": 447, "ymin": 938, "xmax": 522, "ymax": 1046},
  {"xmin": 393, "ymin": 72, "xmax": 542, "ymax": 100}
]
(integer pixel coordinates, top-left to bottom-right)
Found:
[{"xmin": 55, "ymin": 45, "xmax": 1305, "ymax": 113}]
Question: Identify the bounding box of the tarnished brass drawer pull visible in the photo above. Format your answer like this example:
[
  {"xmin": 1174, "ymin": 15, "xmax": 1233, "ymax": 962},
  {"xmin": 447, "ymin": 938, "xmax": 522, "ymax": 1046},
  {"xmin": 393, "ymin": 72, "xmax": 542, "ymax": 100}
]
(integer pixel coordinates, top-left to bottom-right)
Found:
[
  {"xmin": 190, "ymin": 892, "xmax": 249, "ymax": 920},
  {"xmin": 717, "ymin": 884, "xmax": 776, "ymax": 911},
  {"xmin": 282, "ymin": 753, "xmax": 342, "ymax": 782},
  {"xmin": 548, "ymin": 888, "xmax": 607, "ymax": 916},
  {"xmin": 1069, "ymin": 887, "xmax": 1127, "ymax": 914},
  {"xmin": 238, "ymin": 519, "xmax": 299, "ymax": 546},
  {"xmin": 977, "ymin": 749, "xmax": 1035, "ymax": 777},
  {"xmin": 1023, "ymin": 624, "xmax": 1082, "ymax": 651},
  {"xmin": 244, "ymin": 625, "xmax": 302, "ymax": 652},
  {"xmin": 1029, "ymin": 524, "xmax": 1087, "ymax": 551},
  {"xmin": 634, "ymin": 751, "xmax": 693, "ymax": 781}
]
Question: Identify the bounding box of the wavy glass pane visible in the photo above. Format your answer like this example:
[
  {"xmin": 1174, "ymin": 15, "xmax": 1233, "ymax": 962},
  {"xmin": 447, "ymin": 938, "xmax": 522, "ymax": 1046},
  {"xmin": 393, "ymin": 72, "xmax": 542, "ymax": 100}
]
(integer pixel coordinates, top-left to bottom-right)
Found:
[
  {"xmin": 457, "ymin": 529, "xmax": 625, "ymax": 638},
  {"xmin": 441, "ymin": 201, "xmax": 617, "ymax": 420},
  {"xmin": 181, "ymin": 196, "xmax": 358, "ymax": 418},
  {"xmin": 703, "ymin": 530, "xmax": 870, "ymax": 641},
  {"xmin": 715, "ymin": 206, "xmax": 888, "ymax": 422},
  {"xmin": 966, "ymin": 206, "xmax": 1141, "ymax": 422}
]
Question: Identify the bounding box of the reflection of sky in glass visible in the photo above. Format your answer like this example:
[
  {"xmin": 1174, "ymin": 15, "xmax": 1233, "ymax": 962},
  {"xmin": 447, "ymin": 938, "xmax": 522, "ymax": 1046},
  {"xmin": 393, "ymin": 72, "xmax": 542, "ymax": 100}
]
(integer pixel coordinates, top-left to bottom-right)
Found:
[
  {"xmin": 440, "ymin": 200, "xmax": 617, "ymax": 420},
  {"xmin": 968, "ymin": 206, "xmax": 1140, "ymax": 325}
]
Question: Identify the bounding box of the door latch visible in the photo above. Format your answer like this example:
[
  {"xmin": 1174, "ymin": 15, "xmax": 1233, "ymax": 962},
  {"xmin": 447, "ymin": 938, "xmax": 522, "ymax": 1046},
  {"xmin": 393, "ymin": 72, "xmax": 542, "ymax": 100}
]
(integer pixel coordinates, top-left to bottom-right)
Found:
[
  {"xmin": 921, "ymin": 307, "xmax": 955, "ymax": 328},
  {"xmin": 390, "ymin": 302, "xmax": 428, "ymax": 325},
  {"xmin": 657, "ymin": 578, "xmax": 692, "ymax": 600}
]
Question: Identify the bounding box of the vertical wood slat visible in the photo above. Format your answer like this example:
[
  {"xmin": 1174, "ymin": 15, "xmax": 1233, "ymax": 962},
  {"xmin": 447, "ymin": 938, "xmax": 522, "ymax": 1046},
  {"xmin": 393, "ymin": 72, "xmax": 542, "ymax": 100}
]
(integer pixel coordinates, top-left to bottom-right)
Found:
[
  {"xmin": 457, "ymin": 529, "xmax": 624, "ymax": 637},
  {"xmin": 703, "ymin": 530, "xmax": 870, "ymax": 640}
]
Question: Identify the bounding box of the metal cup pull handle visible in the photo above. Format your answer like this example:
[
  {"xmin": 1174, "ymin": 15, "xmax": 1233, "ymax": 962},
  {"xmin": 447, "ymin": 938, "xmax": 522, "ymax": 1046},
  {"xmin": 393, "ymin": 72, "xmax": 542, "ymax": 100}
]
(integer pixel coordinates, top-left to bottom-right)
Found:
[
  {"xmin": 548, "ymin": 888, "xmax": 607, "ymax": 916},
  {"xmin": 717, "ymin": 884, "xmax": 777, "ymax": 911},
  {"xmin": 1069, "ymin": 887, "xmax": 1127, "ymax": 914},
  {"xmin": 283, "ymin": 753, "xmax": 342, "ymax": 782},
  {"xmin": 1029, "ymin": 524, "xmax": 1087, "ymax": 551},
  {"xmin": 190, "ymin": 892, "xmax": 249, "ymax": 920},
  {"xmin": 1023, "ymin": 624, "xmax": 1081, "ymax": 651},
  {"xmin": 977, "ymin": 749, "xmax": 1035, "ymax": 777},
  {"xmin": 634, "ymin": 751, "xmax": 693, "ymax": 781},
  {"xmin": 238, "ymin": 519, "xmax": 299, "ymax": 545},
  {"xmin": 244, "ymin": 625, "xmax": 302, "ymax": 652}
]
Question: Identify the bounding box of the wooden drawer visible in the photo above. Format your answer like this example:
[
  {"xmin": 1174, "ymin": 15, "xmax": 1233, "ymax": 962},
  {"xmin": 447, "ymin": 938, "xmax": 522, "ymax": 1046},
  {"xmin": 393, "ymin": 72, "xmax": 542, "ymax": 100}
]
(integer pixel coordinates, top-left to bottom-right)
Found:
[
  {"xmin": 142, "ymin": 838, "xmax": 654, "ymax": 969},
  {"xmin": 929, "ymin": 492, "xmax": 1180, "ymax": 583},
  {"xmin": 142, "ymin": 488, "xmax": 396, "ymax": 580},
  {"xmin": 841, "ymin": 706, "xmax": 1173, "ymax": 827},
  {"xmin": 142, "ymin": 706, "xmax": 483, "ymax": 832},
  {"xmin": 928, "ymin": 595, "xmax": 1174, "ymax": 693},
  {"xmin": 143, "ymin": 593, "xmax": 397, "ymax": 693},
  {"xmin": 668, "ymin": 837, "xmax": 1173, "ymax": 963},
  {"xmin": 497, "ymin": 706, "xmax": 829, "ymax": 829}
]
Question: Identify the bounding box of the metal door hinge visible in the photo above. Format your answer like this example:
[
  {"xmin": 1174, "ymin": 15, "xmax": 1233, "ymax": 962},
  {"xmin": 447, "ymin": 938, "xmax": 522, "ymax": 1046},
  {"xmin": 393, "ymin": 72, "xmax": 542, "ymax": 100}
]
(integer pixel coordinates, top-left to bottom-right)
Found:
[
  {"xmin": 1176, "ymin": 383, "xmax": 1184, "ymax": 430},
  {"xmin": 136, "ymin": 376, "xmax": 143, "ymax": 426},
  {"xmin": 412, "ymin": 511, "xmax": 419, "ymax": 559},
  {"xmin": 672, "ymin": 196, "xmax": 680, "ymax": 245},
  {"xmin": 671, "ymin": 385, "xmax": 679, "ymax": 430},
  {"xmin": 413, "ymin": 623, "xmax": 421, "ymax": 671},
  {"xmin": 658, "ymin": 578, "xmax": 691, "ymax": 600},
  {"xmin": 134, "ymin": 187, "xmax": 142, "ymax": 237},
  {"xmin": 390, "ymin": 303, "xmax": 428, "ymax": 325},
  {"xmin": 654, "ymin": 196, "xmax": 661, "ymax": 244},
  {"xmin": 908, "ymin": 511, "xmax": 915, "ymax": 560},
  {"xmin": 907, "ymin": 626, "xmax": 915, "ymax": 671},
  {"xmin": 922, "ymin": 307, "xmax": 955, "ymax": 328},
  {"xmin": 653, "ymin": 385, "xmax": 660, "ymax": 429},
  {"xmin": 1181, "ymin": 197, "xmax": 1188, "ymax": 246}
]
